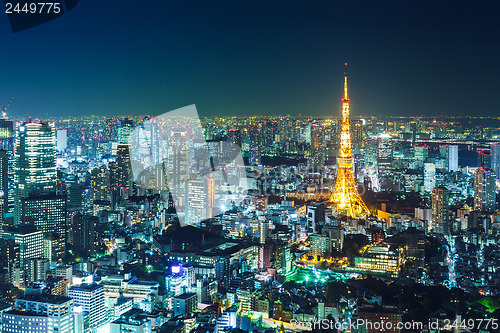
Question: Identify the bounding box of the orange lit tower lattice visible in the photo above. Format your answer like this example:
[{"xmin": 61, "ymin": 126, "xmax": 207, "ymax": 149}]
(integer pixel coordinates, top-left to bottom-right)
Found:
[{"xmin": 330, "ymin": 63, "xmax": 370, "ymax": 217}]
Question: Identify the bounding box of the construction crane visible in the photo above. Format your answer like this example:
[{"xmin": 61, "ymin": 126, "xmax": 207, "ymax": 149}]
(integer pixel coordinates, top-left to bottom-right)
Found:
[{"xmin": 1, "ymin": 97, "xmax": 14, "ymax": 119}]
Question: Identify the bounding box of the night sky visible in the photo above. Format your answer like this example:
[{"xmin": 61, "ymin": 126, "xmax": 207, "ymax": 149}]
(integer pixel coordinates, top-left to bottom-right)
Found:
[{"xmin": 0, "ymin": 1, "xmax": 499, "ymax": 119}]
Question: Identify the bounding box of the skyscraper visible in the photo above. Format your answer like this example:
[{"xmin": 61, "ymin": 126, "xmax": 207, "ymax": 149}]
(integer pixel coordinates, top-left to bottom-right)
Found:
[
  {"xmin": 248, "ymin": 125, "xmax": 261, "ymax": 166},
  {"xmin": 56, "ymin": 129, "xmax": 68, "ymax": 151},
  {"xmin": 14, "ymin": 121, "xmax": 58, "ymax": 224},
  {"xmin": 115, "ymin": 143, "xmax": 133, "ymax": 199},
  {"xmin": 117, "ymin": 117, "xmax": 134, "ymax": 143},
  {"xmin": 424, "ymin": 163, "xmax": 436, "ymax": 193},
  {"xmin": 2, "ymin": 225, "xmax": 44, "ymax": 280},
  {"xmin": 330, "ymin": 64, "xmax": 370, "ymax": 217},
  {"xmin": 311, "ymin": 121, "xmax": 325, "ymax": 167},
  {"xmin": 71, "ymin": 212, "xmax": 97, "ymax": 259},
  {"xmin": 491, "ymin": 143, "xmax": 500, "ymax": 179},
  {"xmin": 377, "ymin": 134, "xmax": 393, "ymax": 180},
  {"xmin": 474, "ymin": 168, "xmax": 496, "ymax": 213},
  {"xmin": 20, "ymin": 194, "xmax": 67, "ymax": 238},
  {"xmin": 0, "ymin": 119, "xmax": 14, "ymax": 214},
  {"xmin": 0, "ymin": 150, "xmax": 8, "ymax": 231},
  {"xmin": 185, "ymin": 177, "xmax": 215, "ymax": 225},
  {"xmin": 167, "ymin": 130, "xmax": 189, "ymax": 193},
  {"xmin": 448, "ymin": 145, "xmax": 459, "ymax": 172},
  {"xmin": 431, "ymin": 187, "xmax": 449, "ymax": 235}
]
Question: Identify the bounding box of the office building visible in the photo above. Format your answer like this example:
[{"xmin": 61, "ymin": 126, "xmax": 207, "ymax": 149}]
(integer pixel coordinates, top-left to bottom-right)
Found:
[
  {"xmin": 2, "ymin": 311, "xmax": 48, "ymax": 332},
  {"xmin": 377, "ymin": 134, "xmax": 393, "ymax": 180},
  {"xmin": 20, "ymin": 194, "xmax": 67, "ymax": 239},
  {"xmin": 10, "ymin": 295, "xmax": 73, "ymax": 333},
  {"xmin": 0, "ymin": 119, "xmax": 14, "ymax": 214},
  {"xmin": 56, "ymin": 129, "xmax": 68, "ymax": 151},
  {"xmin": 115, "ymin": 143, "xmax": 133, "ymax": 199},
  {"xmin": 71, "ymin": 212, "xmax": 96, "ymax": 259},
  {"xmin": 185, "ymin": 177, "xmax": 215, "ymax": 225},
  {"xmin": 248, "ymin": 125, "xmax": 260, "ymax": 166},
  {"xmin": 423, "ymin": 163, "xmax": 436, "ymax": 193},
  {"xmin": 322, "ymin": 225, "xmax": 344, "ymax": 252},
  {"xmin": 474, "ymin": 168, "xmax": 496, "ymax": 213},
  {"xmin": 110, "ymin": 309, "xmax": 152, "ymax": 333},
  {"xmin": 352, "ymin": 245, "xmax": 399, "ymax": 276},
  {"xmin": 448, "ymin": 145, "xmax": 458, "ymax": 172},
  {"xmin": 492, "ymin": 143, "xmax": 500, "ymax": 179},
  {"xmin": 310, "ymin": 234, "xmax": 331, "ymax": 257},
  {"xmin": 91, "ymin": 168, "xmax": 110, "ymax": 202},
  {"xmin": 68, "ymin": 284, "xmax": 107, "ymax": 331},
  {"xmin": 2, "ymin": 226, "xmax": 43, "ymax": 273},
  {"xmin": 310, "ymin": 121, "xmax": 325, "ymax": 167},
  {"xmin": 14, "ymin": 121, "xmax": 57, "ymax": 224},
  {"xmin": 432, "ymin": 187, "xmax": 450, "ymax": 235},
  {"xmin": 173, "ymin": 292, "xmax": 197, "ymax": 317}
]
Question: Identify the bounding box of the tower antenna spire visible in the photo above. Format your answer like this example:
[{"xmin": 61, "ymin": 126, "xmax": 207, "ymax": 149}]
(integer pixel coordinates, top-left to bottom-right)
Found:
[{"xmin": 343, "ymin": 63, "xmax": 348, "ymax": 101}]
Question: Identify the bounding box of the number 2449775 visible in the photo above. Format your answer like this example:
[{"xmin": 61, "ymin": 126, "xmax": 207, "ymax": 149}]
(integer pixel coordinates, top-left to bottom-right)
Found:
[{"xmin": 5, "ymin": 2, "xmax": 62, "ymax": 14}]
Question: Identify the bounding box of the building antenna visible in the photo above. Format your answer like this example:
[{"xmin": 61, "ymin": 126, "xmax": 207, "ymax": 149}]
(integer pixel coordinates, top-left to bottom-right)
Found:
[{"xmin": 1, "ymin": 97, "xmax": 14, "ymax": 119}]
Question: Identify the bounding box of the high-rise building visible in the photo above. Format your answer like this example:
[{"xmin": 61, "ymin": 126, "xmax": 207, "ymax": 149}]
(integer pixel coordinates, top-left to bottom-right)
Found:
[
  {"xmin": 172, "ymin": 292, "xmax": 197, "ymax": 317},
  {"xmin": 28, "ymin": 257, "xmax": 50, "ymax": 282},
  {"xmin": 2, "ymin": 311, "xmax": 49, "ymax": 332},
  {"xmin": 105, "ymin": 118, "xmax": 118, "ymax": 141},
  {"xmin": 307, "ymin": 202, "xmax": 325, "ymax": 233},
  {"xmin": 20, "ymin": 194, "xmax": 67, "ymax": 239},
  {"xmin": 71, "ymin": 212, "xmax": 96, "ymax": 259},
  {"xmin": 115, "ymin": 143, "xmax": 133, "ymax": 199},
  {"xmin": 413, "ymin": 145, "xmax": 429, "ymax": 169},
  {"xmin": 44, "ymin": 233, "xmax": 66, "ymax": 262},
  {"xmin": 491, "ymin": 143, "xmax": 500, "ymax": 179},
  {"xmin": 0, "ymin": 237, "xmax": 20, "ymax": 279},
  {"xmin": 330, "ymin": 64, "xmax": 370, "ymax": 217},
  {"xmin": 117, "ymin": 117, "xmax": 134, "ymax": 143},
  {"xmin": 423, "ymin": 163, "xmax": 436, "ymax": 193},
  {"xmin": 0, "ymin": 119, "xmax": 14, "ymax": 214},
  {"xmin": 6, "ymin": 295, "xmax": 74, "ymax": 333},
  {"xmin": 310, "ymin": 234, "xmax": 331, "ymax": 257},
  {"xmin": 56, "ymin": 129, "xmax": 68, "ymax": 151},
  {"xmin": 0, "ymin": 150, "xmax": 8, "ymax": 231},
  {"xmin": 448, "ymin": 145, "xmax": 459, "ymax": 172},
  {"xmin": 311, "ymin": 121, "xmax": 325, "ymax": 167},
  {"xmin": 474, "ymin": 168, "xmax": 496, "ymax": 213},
  {"xmin": 431, "ymin": 187, "xmax": 449, "ymax": 235},
  {"xmin": 377, "ymin": 134, "xmax": 393, "ymax": 180},
  {"xmin": 167, "ymin": 130, "xmax": 189, "ymax": 193},
  {"xmin": 478, "ymin": 148, "xmax": 492, "ymax": 168},
  {"xmin": 68, "ymin": 283, "xmax": 107, "ymax": 331},
  {"xmin": 185, "ymin": 177, "xmax": 215, "ymax": 225},
  {"xmin": 2, "ymin": 226, "xmax": 44, "ymax": 280},
  {"xmin": 14, "ymin": 121, "xmax": 58, "ymax": 224},
  {"xmin": 248, "ymin": 125, "xmax": 261, "ymax": 166},
  {"xmin": 322, "ymin": 225, "xmax": 344, "ymax": 252}
]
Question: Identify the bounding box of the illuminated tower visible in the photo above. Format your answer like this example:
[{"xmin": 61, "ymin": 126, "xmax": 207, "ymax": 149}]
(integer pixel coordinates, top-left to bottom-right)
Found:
[{"xmin": 330, "ymin": 64, "xmax": 370, "ymax": 217}]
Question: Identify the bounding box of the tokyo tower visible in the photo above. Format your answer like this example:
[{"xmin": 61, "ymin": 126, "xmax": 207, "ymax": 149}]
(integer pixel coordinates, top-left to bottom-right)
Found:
[{"xmin": 330, "ymin": 63, "xmax": 370, "ymax": 217}]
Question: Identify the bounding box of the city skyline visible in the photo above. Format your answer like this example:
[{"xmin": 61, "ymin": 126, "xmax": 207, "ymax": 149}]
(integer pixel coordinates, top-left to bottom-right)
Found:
[
  {"xmin": 0, "ymin": 3, "xmax": 500, "ymax": 332},
  {"xmin": 1, "ymin": 1, "xmax": 500, "ymax": 118}
]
